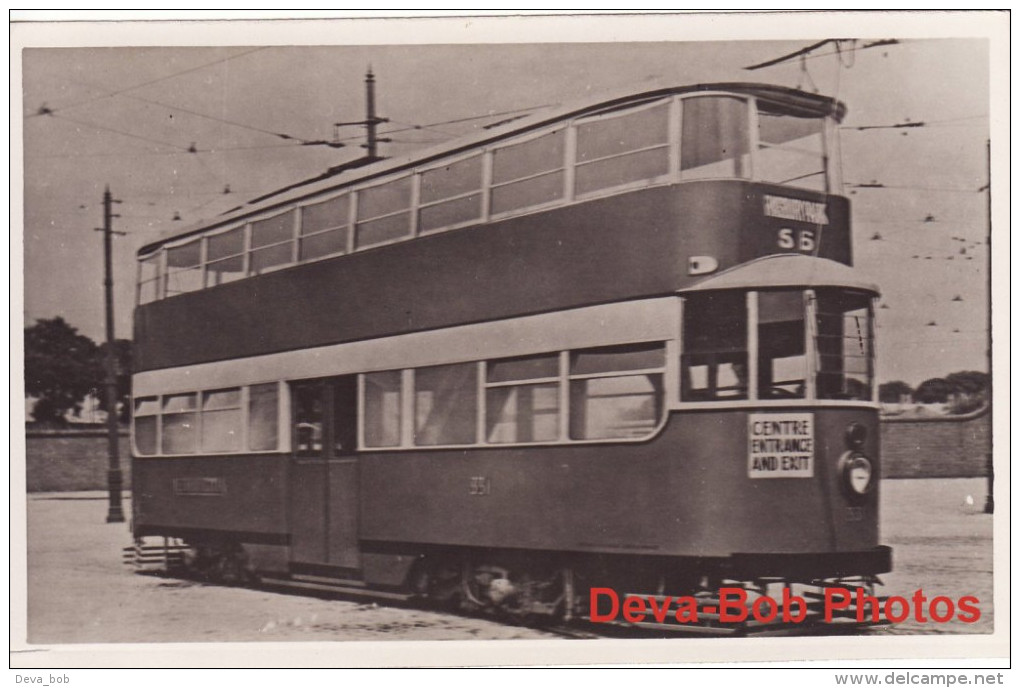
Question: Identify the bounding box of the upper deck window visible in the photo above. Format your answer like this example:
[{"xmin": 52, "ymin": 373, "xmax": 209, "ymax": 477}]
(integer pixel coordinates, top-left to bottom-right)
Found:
[
  {"xmin": 681, "ymin": 96, "xmax": 750, "ymax": 180},
  {"xmin": 300, "ymin": 194, "xmax": 350, "ymax": 262},
  {"xmin": 250, "ymin": 211, "xmax": 295, "ymax": 275},
  {"xmin": 756, "ymin": 101, "xmax": 827, "ymax": 191},
  {"xmin": 356, "ymin": 175, "xmax": 413, "ymax": 249},
  {"xmin": 205, "ymin": 226, "xmax": 246, "ymax": 287},
  {"xmin": 574, "ymin": 100, "xmax": 671, "ymax": 196},
  {"xmin": 164, "ymin": 239, "xmax": 203, "ymax": 296},
  {"xmin": 419, "ymin": 154, "xmax": 484, "ymax": 233},
  {"xmin": 490, "ymin": 129, "xmax": 566, "ymax": 215},
  {"xmin": 138, "ymin": 253, "xmax": 161, "ymax": 305}
]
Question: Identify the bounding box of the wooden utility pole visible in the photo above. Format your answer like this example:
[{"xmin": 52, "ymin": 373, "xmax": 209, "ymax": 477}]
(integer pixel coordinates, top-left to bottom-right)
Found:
[
  {"xmin": 983, "ymin": 139, "xmax": 993, "ymax": 515},
  {"xmin": 98, "ymin": 186, "xmax": 125, "ymax": 523}
]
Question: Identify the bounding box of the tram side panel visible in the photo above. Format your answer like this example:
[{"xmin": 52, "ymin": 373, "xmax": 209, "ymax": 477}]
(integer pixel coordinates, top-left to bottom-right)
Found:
[
  {"xmin": 358, "ymin": 407, "xmax": 882, "ymax": 568},
  {"xmin": 132, "ymin": 455, "xmax": 290, "ymax": 554}
]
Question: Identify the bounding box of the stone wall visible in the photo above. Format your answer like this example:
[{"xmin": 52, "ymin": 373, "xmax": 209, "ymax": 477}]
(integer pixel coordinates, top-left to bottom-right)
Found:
[
  {"xmin": 880, "ymin": 405, "xmax": 992, "ymax": 479},
  {"xmin": 25, "ymin": 427, "xmax": 130, "ymax": 492}
]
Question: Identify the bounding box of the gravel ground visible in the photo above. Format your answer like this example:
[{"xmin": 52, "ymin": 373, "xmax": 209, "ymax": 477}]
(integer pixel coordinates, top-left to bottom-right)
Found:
[{"xmin": 21, "ymin": 478, "xmax": 995, "ymax": 645}]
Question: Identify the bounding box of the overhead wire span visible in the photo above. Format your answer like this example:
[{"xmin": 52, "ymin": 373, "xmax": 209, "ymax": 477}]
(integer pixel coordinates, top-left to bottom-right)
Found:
[{"xmin": 26, "ymin": 47, "xmax": 270, "ymax": 118}]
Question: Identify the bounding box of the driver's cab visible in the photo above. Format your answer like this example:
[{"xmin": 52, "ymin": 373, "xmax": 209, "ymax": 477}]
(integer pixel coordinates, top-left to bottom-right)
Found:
[{"xmin": 679, "ymin": 255, "xmax": 877, "ymax": 406}]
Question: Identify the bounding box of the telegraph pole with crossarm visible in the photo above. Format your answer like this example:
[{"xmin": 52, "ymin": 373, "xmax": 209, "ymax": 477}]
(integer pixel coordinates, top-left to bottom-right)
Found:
[{"xmin": 98, "ymin": 186, "xmax": 126, "ymax": 523}]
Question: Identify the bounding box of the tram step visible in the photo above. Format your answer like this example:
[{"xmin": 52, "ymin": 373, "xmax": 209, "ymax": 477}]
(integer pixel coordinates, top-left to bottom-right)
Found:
[{"xmin": 262, "ymin": 575, "xmax": 412, "ymax": 602}]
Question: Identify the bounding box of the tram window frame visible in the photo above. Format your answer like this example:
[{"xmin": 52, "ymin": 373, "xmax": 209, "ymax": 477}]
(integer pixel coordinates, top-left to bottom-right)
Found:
[
  {"xmin": 164, "ymin": 238, "xmax": 204, "ymax": 297},
  {"xmin": 249, "ymin": 210, "xmax": 297, "ymax": 275},
  {"xmin": 814, "ymin": 289, "xmax": 875, "ymax": 401},
  {"xmin": 568, "ymin": 343, "xmax": 666, "ymax": 440},
  {"xmin": 484, "ymin": 352, "xmax": 561, "ymax": 444},
  {"xmin": 131, "ymin": 384, "xmax": 284, "ymax": 457},
  {"xmin": 754, "ymin": 99, "xmax": 828, "ymax": 192},
  {"xmin": 418, "ymin": 153, "xmax": 485, "ymax": 234},
  {"xmin": 137, "ymin": 252, "xmax": 162, "ymax": 305},
  {"xmin": 248, "ymin": 382, "xmax": 280, "ymax": 452},
  {"xmin": 573, "ymin": 99, "xmax": 672, "ymax": 198},
  {"xmin": 755, "ymin": 290, "xmax": 808, "ymax": 400},
  {"xmin": 489, "ymin": 126, "xmax": 568, "ymax": 218},
  {"xmin": 161, "ymin": 392, "xmax": 199, "ymax": 454},
  {"xmin": 355, "ymin": 174, "xmax": 414, "ymax": 250},
  {"xmin": 200, "ymin": 387, "xmax": 243, "ymax": 453},
  {"xmin": 680, "ymin": 95, "xmax": 751, "ymax": 181},
  {"xmin": 681, "ymin": 291, "xmax": 749, "ymax": 402},
  {"xmin": 413, "ymin": 362, "xmax": 479, "ymax": 446},
  {"xmin": 133, "ymin": 396, "xmax": 160, "ymax": 456},
  {"xmin": 299, "ymin": 193, "xmax": 351, "ymax": 263},
  {"xmin": 362, "ymin": 370, "xmax": 404, "ymax": 448},
  {"xmin": 204, "ymin": 225, "xmax": 247, "ymax": 288}
]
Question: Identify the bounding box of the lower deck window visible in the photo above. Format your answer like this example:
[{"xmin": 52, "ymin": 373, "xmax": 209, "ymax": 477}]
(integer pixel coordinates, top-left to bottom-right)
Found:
[
  {"xmin": 486, "ymin": 383, "xmax": 560, "ymax": 444},
  {"xmin": 682, "ymin": 292, "xmax": 748, "ymax": 401},
  {"xmin": 414, "ymin": 363, "xmax": 477, "ymax": 446},
  {"xmin": 569, "ymin": 375, "xmax": 662, "ymax": 440},
  {"xmin": 815, "ymin": 290, "xmax": 874, "ymax": 401},
  {"xmin": 757, "ymin": 291, "xmax": 806, "ymax": 399},
  {"xmin": 133, "ymin": 384, "xmax": 279, "ymax": 456},
  {"xmin": 248, "ymin": 383, "xmax": 279, "ymax": 451},
  {"xmin": 133, "ymin": 397, "xmax": 159, "ymax": 455},
  {"xmin": 484, "ymin": 353, "xmax": 561, "ymax": 444},
  {"xmin": 201, "ymin": 389, "xmax": 242, "ymax": 453},
  {"xmin": 161, "ymin": 393, "xmax": 198, "ymax": 454},
  {"xmin": 363, "ymin": 371, "xmax": 402, "ymax": 447}
]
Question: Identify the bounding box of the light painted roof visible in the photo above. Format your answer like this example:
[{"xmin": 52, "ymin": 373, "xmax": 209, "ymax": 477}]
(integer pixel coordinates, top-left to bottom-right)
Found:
[{"xmin": 681, "ymin": 254, "xmax": 880, "ymax": 295}]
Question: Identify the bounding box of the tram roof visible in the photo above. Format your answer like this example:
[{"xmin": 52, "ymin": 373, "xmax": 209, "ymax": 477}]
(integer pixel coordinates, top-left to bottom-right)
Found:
[
  {"xmin": 681, "ymin": 254, "xmax": 879, "ymax": 295},
  {"xmin": 139, "ymin": 81, "xmax": 846, "ymax": 256}
]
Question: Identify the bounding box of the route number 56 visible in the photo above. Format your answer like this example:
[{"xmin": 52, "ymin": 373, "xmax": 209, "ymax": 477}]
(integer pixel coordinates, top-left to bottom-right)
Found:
[{"xmin": 778, "ymin": 228, "xmax": 816, "ymax": 252}]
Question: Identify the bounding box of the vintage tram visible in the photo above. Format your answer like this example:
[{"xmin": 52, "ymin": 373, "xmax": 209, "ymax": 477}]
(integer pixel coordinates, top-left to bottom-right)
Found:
[{"xmin": 127, "ymin": 82, "xmax": 890, "ymax": 632}]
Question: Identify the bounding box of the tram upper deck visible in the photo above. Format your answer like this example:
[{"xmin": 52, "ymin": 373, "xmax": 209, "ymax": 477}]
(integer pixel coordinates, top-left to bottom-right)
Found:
[{"xmin": 134, "ymin": 82, "xmax": 851, "ymax": 373}]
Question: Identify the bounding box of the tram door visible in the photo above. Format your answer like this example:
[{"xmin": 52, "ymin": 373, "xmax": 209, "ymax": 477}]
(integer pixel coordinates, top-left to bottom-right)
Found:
[{"xmin": 289, "ymin": 376, "xmax": 360, "ymax": 572}]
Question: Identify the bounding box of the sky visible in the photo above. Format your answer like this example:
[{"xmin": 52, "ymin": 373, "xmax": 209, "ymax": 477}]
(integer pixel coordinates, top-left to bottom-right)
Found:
[{"xmin": 14, "ymin": 12, "xmax": 1006, "ymax": 387}]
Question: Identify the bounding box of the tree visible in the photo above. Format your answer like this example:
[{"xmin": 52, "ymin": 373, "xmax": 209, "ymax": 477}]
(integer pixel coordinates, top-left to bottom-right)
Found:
[
  {"xmin": 879, "ymin": 380, "xmax": 913, "ymax": 404},
  {"xmin": 24, "ymin": 317, "xmax": 102, "ymax": 424},
  {"xmin": 945, "ymin": 370, "xmax": 990, "ymax": 414},
  {"xmin": 945, "ymin": 370, "xmax": 990, "ymax": 396},
  {"xmin": 912, "ymin": 378, "xmax": 953, "ymax": 404}
]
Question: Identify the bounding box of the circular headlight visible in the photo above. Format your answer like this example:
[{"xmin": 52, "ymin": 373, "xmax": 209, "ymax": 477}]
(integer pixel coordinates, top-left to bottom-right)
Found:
[
  {"xmin": 840, "ymin": 453, "xmax": 874, "ymax": 497},
  {"xmin": 845, "ymin": 422, "xmax": 868, "ymax": 450}
]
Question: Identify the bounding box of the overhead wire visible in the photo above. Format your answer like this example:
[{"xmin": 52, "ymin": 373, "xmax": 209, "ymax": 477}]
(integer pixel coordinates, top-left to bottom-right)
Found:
[{"xmin": 26, "ymin": 46, "xmax": 270, "ymax": 118}]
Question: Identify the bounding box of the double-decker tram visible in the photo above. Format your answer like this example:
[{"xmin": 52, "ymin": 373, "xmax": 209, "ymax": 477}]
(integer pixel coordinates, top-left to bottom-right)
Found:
[{"xmin": 127, "ymin": 82, "xmax": 890, "ymax": 632}]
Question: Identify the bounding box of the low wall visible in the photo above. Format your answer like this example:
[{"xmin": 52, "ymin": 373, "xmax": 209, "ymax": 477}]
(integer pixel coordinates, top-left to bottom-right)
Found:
[
  {"xmin": 25, "ymin": 427, "xmax": 131, "ymax": 493},
  {"xmin": 880, "ymin": 405, "xmax": 992, "ymax": 479}
]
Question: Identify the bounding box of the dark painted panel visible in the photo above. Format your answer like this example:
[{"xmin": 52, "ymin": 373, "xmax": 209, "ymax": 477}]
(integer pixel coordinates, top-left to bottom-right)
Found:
[
  {"xmin": 132, "ymin": 454, "xmax": 288, "ymax": 538},
  {"xmin": 359, "ymin": 408, "xmax": 878, "ymax": 559},
  {"xmin": 135, "ymin": 182, "xmax": 851, "ymax": 372}
]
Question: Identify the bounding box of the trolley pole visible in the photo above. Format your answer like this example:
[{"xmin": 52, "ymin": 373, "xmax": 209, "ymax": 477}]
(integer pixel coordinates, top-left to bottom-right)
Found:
[
  {"xmin": 365, "ymin": 67, "xmax": 379, "ymax": 159},
  {"xmin": 99, "ymin": 186, "xmax": 125, "ymax": 523}
]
